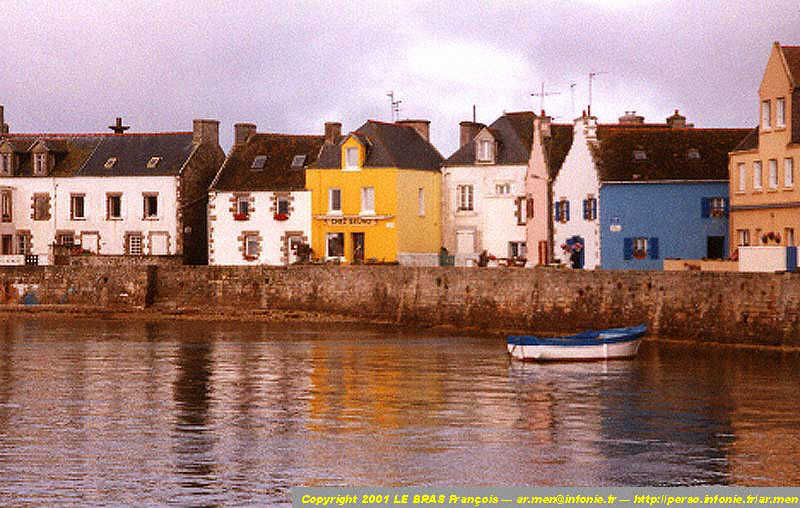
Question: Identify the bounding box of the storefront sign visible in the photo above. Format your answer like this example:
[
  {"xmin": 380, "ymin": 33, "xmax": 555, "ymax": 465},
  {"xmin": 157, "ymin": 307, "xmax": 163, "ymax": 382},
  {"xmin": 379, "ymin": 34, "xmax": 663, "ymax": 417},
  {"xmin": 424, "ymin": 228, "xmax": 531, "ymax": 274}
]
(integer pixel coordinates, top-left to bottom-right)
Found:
[{"xmin": 319, "ymin": 215, "xmax": 392, "ymax": 226}]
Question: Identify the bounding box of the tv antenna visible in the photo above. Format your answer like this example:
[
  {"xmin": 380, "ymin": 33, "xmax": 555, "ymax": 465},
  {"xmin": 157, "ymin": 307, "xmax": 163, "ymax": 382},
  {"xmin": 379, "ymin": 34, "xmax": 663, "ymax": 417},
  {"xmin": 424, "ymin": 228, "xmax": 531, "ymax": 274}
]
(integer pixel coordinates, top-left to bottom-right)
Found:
[
  {"xmin": 387, "ymin": 91, "xmax": 402, "ymax": 122},
  {"xmin": 569, "ymin": 83, "xmax": 577, "ymax": 116},
  {"xmin": 588, "ymin": 71, "xmax": 607, "ymax": 115},
  {"xmin": 531, "ymin": 82, "xmax": 560, "ymax": 114}
]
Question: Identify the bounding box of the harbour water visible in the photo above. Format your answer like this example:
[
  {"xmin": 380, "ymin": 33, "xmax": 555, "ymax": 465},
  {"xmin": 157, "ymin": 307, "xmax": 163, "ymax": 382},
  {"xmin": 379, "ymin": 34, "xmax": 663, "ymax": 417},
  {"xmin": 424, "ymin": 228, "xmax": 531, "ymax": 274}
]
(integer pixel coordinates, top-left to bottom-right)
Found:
[{"xmin": 1, "ymin": 316, "xmax": 799, "ymax": 505}]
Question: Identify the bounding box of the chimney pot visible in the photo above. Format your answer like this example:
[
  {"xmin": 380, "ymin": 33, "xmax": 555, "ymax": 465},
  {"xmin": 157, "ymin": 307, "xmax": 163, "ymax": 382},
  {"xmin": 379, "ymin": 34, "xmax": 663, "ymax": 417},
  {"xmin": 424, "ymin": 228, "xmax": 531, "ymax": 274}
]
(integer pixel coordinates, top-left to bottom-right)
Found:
[
  {"xmin": 324, "ymin": 122, "xmax": 342, "ymax": 144},
  {"xmin": 666, "ymin": 109, "xmax": 688, "ymax": 129},
  {"xmin": 459, "ymin": 120, "xmax": 485, "ymax": 148},
  {"xmin": 234, "ymin": 123, "xmax": 257, "ymax": 146},
  {"xmin": 0, "ymin": 105, "xmax": 6, "ymax": 135}
]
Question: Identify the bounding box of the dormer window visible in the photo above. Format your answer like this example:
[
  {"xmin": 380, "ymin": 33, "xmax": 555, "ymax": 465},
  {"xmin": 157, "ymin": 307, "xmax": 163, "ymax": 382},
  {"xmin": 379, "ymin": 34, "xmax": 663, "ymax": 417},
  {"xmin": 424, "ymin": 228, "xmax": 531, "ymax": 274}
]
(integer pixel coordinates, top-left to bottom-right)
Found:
[
  {"xmin": 477, "ymin": 139, "xmax": 494, "ymax": 162},
  {"xmin": 762, "ymin": 100, "xmax": 771, "ymax": 129},
  {"xmin": 33, "ymin": 153, "xmax": 47, "ymax": 175},
  {"xmin": 146, "ymin": 156, "xmax": 162, "ymax": 169},
  {"xmin": 104, "ymin": 157, "xmax": 117, "ymax": 169},
  {"xmin": 0, "ymin": 153, "xmax": 11, "ymax": 175},
  {"xmin": 687, "ymin": 148, "xmax": 700, "ymax": 160},
  {"xmin": 291, "ymin": 155, "xmax": 306, "ymax": 169},
  {"xmin": 251, "ymin": 155, "xmax": 267, "ymax": 171},
  {"xmin": 776, "ymin": 97, "xmax": 786, "ymax": 128},
  {"xmin": 345, "ymin": 147, "xmax": 359, "ymax": 169},
  {"xmin": 633, "ymin": 149, "xmax": 647, "ymax": 161}
]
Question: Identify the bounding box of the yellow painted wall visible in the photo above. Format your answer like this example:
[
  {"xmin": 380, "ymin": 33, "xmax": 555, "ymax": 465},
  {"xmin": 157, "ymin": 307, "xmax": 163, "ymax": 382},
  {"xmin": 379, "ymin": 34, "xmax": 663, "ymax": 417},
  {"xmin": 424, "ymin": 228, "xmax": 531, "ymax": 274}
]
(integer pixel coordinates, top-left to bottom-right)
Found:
[
  {"xmin": 730, "ymin": 43, "xmax": 800, "ymax": 252},
  {"xmin": 396, "ymin": 169, "xmax": 442, "ymax": 254}
]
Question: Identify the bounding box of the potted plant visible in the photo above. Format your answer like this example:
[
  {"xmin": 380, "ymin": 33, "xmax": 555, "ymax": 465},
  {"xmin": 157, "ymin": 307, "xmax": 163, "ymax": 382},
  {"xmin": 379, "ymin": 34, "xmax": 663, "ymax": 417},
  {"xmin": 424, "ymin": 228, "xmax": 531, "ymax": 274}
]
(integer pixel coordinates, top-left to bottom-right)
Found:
[
  {"xmin": 234, "ymin": 212, "xmax": 248, "ymax": 221},
  {"xmin": 273, "ymin": 212, "xmax": 289, "ymax": 221}
]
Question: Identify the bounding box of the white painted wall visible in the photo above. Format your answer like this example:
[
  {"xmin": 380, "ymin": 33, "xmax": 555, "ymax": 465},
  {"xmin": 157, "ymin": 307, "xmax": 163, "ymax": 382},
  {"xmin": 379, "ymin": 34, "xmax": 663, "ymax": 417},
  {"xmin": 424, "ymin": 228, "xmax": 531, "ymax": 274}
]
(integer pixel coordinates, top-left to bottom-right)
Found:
[
  {"xmin": 209, "ymin": 190, "xmax": 311, "ymax": 266},
  {"xmin": 551, "ymin": 118, "xmax": 602, "ymax": 269}
]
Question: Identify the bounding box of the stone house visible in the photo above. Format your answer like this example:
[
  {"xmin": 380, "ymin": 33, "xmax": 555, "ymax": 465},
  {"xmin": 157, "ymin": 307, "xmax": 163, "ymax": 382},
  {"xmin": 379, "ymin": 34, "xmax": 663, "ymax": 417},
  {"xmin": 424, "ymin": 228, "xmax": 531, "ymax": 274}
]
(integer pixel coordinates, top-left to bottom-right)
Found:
[
  {"xmin": 0, "ymin": 107, "xmax": 224, "ymax": 264},
  {"xmin": 729, "ymin": 42, "xmax": 800, "ymax": 253},
  {"xmin": 551, "ymin": 110, "xmax": 749, "ymax": 270},
  {"xmin": 207, "ymin": 123, "xmax": 324, "ymax": 265}
]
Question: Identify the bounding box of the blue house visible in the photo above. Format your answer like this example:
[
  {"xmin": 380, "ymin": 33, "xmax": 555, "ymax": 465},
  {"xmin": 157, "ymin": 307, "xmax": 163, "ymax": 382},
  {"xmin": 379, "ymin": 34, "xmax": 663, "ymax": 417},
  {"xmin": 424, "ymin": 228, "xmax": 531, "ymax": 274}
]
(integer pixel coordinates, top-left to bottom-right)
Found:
[{"xmin": 593, "ymin": 117, "xmax": 750, "ymax": 270}]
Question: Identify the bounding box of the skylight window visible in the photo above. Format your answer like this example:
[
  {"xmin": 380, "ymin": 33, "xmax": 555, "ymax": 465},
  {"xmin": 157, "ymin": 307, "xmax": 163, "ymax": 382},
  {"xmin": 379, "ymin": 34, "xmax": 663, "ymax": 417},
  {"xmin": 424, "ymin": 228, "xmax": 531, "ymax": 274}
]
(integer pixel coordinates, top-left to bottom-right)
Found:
[
  {"xmin": 633, "ymin": 150, "xmax": 647, "ymax": 161},
  {"xmin": 687, "ymin": 148, "xmax": 700, "ymax": 160},
  {"xmin": 291, "ymin": 154, "xmax": 307, "ymax": 169},
  {"xmin": 251, "ymin": 155, "xmax": 267, "ymax": 171},
  {"xmin": 104, "ymin": 157, "xmax": 117, "ymax": 169},
  {"xmin": 146, "ymin": 156, "xmax": 162, "ymax": 168}
]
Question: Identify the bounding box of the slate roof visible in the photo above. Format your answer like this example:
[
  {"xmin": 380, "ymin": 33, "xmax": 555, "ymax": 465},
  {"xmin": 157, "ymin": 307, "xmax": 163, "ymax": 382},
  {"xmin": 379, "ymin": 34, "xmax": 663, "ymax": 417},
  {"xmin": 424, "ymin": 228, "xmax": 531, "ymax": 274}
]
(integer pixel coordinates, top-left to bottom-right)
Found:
[
  {"xmin": 0, "ymin": 134, "xmax": 104, "ymax": 176},
  {"xmin": 312, "ymin": 120, "xmax": 443, "ymax": 171},
  {"xmin": 731, "ymin": 127, "xmax": 759, "ymax": 152},
  {"xmin": 592, "ymin": 127, "xmax": 752, "ymax": 182},
  {"xmin": 546, "ymin": 124, "xmax": 575, "ymax": 179},
  {"xmin": 443, "ymin": 111, "xmax": 536, "ymax": 166},
  {"xmin": 781, "ymin": 45, "xmax": 800, "ymax": 86},
  {"xmin": 211, "ymin": 133, "xmax": 325, "ymax": 192}
]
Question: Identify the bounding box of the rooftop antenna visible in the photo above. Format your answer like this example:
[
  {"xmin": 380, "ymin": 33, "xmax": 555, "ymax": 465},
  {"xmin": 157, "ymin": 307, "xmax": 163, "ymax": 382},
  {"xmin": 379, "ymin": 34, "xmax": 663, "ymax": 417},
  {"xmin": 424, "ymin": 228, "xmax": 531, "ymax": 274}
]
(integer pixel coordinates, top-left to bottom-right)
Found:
[
  {"xmin": 588, "ymin": 71, "xmax": 607, "ymax": 116},
  {"xmin": 387, "ymin": 91, "xmax": 402, "ymax": 122},
  {"xmin": 531, "ymin": 82, "xmax": 560, "ymax": 115},
  {"xmin": 472, "ymin": 104, "xmax": 476, "ymax": 124},
  {"xmin": 569, "ymin": 83, "xmax": 577, "ymax": 116}
]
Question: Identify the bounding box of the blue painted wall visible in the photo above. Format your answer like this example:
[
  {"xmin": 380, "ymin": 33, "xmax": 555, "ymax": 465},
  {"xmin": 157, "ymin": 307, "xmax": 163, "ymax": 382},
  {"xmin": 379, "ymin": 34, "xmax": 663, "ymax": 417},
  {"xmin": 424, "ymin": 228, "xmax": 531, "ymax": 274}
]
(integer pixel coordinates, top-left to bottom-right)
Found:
[{"xmin": 600, "ymin": 182, "xmax": 729, "ymax": 270}]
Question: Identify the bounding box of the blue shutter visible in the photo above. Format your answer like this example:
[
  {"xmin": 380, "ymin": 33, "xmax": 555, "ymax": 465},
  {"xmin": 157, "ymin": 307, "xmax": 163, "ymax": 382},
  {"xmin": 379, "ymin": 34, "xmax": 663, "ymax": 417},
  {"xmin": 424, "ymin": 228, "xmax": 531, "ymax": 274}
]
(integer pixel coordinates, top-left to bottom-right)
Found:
[
  {"xmin": 565, "ymin": 201, "xmax": 570, "ymax": 221},
  {"xmin": 723, "ymin": 198, "xmax": 729, "ymax": 217},
  {"xmin": 583, "ymin": 199, "xmax": 589, "ymax": 219},
  {"xmin": 701, "ymin": 197, "xmax": 710, "ymax": 218},
  {"xmin": 649, "ymin": 237, "xmax": 659, "ymax": 259},
  {"xmin": 623, "ymin": 238, "xmax": 633, "ymax": 260},
  {"xmin": 554, "ymin": 202, "xmax": 560, "ymax": 222}
]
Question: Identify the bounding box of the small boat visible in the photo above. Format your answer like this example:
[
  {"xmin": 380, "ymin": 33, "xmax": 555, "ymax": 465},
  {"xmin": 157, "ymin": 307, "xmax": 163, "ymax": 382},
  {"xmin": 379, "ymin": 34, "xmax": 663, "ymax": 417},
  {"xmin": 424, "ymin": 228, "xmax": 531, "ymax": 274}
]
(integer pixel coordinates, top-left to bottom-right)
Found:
[{"xmin": 507, "ymin": 324, "xmax": 647, "ymax": 361}]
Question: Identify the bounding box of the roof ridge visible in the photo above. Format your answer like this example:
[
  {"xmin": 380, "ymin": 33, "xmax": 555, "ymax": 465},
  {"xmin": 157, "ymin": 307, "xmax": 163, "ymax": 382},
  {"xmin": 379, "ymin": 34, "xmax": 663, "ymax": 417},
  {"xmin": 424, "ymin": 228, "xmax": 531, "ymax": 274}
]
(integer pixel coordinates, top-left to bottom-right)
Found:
[
  {"xmin": 3, "ymin": 131, "xmax": 192, "ymax": 138},
  {"xmin": 253, "ymin": 132, "xmax": 324, "ymax": 138}
]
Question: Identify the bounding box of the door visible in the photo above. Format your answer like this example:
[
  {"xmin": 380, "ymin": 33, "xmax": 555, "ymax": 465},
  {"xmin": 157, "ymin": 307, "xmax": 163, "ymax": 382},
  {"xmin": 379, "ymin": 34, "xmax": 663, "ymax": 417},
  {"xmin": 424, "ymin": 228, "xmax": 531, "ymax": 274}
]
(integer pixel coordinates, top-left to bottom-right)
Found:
[
  {"xmin": 1, "ymin": 235, "xmax": 11, "ymax": 255},
  {"xmin": 288, "ymin": 235, "xmax": 304, "ymax": 265},
  {"xmin": 351, "ymin": 232, "xmax": 365, "ymax": 264},
  {"xmin": 707, "ymin": 236, "xmax": 724, "ymax": 259},
  {"xmin": 566, "ymin": 235, "xmax": 585, "ymax": 269}
]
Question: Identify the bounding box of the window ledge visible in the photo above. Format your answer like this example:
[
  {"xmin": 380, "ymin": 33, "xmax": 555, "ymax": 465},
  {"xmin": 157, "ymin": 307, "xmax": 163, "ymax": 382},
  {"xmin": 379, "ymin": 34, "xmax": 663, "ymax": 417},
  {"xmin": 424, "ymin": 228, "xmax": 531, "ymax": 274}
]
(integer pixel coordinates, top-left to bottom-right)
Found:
[
  {"xmin": 783, "ymin": 186, "xmax": 794, "ymax": 191},
  {"xmin": 107, "ymin": 217, "xmax": 123, "ymax": 221},
  {"xmin": 143, "ymin": 217, "xmax": 160, "ymax": 221},
  {"xmin": 71, "ymin": 217, "xmax": 87, "ymax": 221},
  {"xmin": 767, "ymin": 188, "xmax": 779, "ymax": 193}
]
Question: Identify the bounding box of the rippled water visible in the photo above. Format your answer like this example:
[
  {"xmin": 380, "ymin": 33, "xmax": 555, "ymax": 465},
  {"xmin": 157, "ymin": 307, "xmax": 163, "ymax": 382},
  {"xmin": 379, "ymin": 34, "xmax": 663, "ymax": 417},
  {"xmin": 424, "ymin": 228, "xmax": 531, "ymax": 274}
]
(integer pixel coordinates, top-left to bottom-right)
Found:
[{"xmin": 0, "ymin": 316, "xmax": 799, "ymax": 505}]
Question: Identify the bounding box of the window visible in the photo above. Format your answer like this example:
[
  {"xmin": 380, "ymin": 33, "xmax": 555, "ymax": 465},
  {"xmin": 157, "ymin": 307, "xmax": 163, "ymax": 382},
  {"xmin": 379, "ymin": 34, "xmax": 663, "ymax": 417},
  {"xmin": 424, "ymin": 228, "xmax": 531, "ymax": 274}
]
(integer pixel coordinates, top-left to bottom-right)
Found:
[
  {"xmin": 70, "ymin": 194, "xmax": 85, "ymax": 220},
  {"xmin": 107, "ymin": 194, "xmax": 122, "ymax": 219},
  {"xmin": 418, "ymin": 188, "xmax": 425, "ymax": 216},
  {"xmin": 251, "ymin": 155, "xmax": 267, "ymax": 170},
  {"xmin": 360, "ymin": 186, "xmax": 375, "ymax": 214},
  {"xmin": 127, "ymin": 233, "xmax": 143, "ymax": 255},
  {"xmin": 326, "ymin": 232, "xmax": 344, "ymax": 258},
  {"xmin": 633, "ymin": 149, "xmax": 647, "ymax": 161},
  {"xmin": 1, "ymin": 190, "xmax": 11, "ymax": 222},
  {"xmin": 477, "ymin": 139, "xmax": 494, "ymax": 162},
  {"xmin": 769, "ymin": 159, "xmax": 778, "ymax": 189},
  {"xmin": 33, "ymin": 153, "xmax": 47, "ymax": 175},
  {"xmin": 245, "ymin": 234, "xmax": 259, "ymax": 258},
  {"xmin": 237, "ymin": 196, "xmax": 250, "ymax": 216},
  {"xmin": 737, "ymin": 229, "xmax": 750, "ymax": 247},
  {"xmin": 104, "ymin": 157, "xmax": 117, "ymax": 169},
  {"xmin": 495, "ymin": 182, "xmax": 511, "ymax": 195},
  {"xmin": 509, "ymin": 241, "xmax": 527, "ymax": 259},
  {"xmin": 738, "ymin": 163, "xmax": 746, "ymax": 192},
  {"xmin": 57, "ymin": 233, "xmax": 74, "ymax": 246},
  {"xmin": 785, "ymin": 158, "xmax": 794, "ymax": 188},
  {"xmin": 146, "ymin": 157, "xmax": 161, "ymax": 169},
  {"xmin": 516, "ymin": 197, "xmax": 528, "ymax": 225},
  {"xmin": 328, "ymin": 188, "xmax": 342, "ymax": 213},
  {"xmin": 345, "ymin": 147, "xmax": 359, "ymax": 169},
  {"xmin": 624, "ymin": 237, "xmax": 659, "ymax": 260},
  {"xmin": 457, "ymin": 184, "xmax": 474, "ymax": 211},
  {"xmin": 554, "ymin": 199, "xmax": 570, "ymax": 223},
  {"xmin": 277, "ymin": 196, "xmax": 290, "ymax": 215},
  {"xmin": 709, "ymin": 197, "xmax": 726, "ymax": 217},
  {"xmin": 33, "ymin": 194, "xmax": 50, "ymax": 221},
  {"xmin": 143, "ymin": 194, "xmax": 158, "ymax": 219},
  {"xmin": 583, "ymin": 197, "xmax": 597, "ymax": 220},
  {"xmin": 762, "ymin": 100, "xmax": 771, "ymax": 129},
  {"xmin": 776, "ymin": 97, "xmax": 786, "ymax": 128},
  {"xmin": 753, "ymin": 161, "xmax": 762, "ymax": 190},
  {"xmin": 0, "ymin": 153, "xmax": 11, "ymax": 175},
  {"xmin": 687, "ymin": 148, "xmax": 700, "ymax": 160},
  {"xmin": 16, "ymin": 233, "xmax": 30, "ymax": 255},
  {"xmin": 291, "ymin": 155, "xmax": 306, "ymax": 169}
]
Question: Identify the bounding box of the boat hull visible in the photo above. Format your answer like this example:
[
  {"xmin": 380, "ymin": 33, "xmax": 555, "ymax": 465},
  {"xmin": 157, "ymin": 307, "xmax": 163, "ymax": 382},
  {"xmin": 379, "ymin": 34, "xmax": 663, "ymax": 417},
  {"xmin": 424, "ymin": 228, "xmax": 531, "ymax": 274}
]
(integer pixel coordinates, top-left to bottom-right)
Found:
[{"xmin": 507, "ymin": 324, "xmax": 646, "ymax": 362}]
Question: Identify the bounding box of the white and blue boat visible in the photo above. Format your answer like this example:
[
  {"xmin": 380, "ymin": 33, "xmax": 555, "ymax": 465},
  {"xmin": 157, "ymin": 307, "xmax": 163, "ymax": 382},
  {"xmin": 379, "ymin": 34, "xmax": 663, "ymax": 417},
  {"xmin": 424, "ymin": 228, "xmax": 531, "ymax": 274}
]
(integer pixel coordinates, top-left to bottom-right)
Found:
[{"xmin": 507, "ymin": 324, "xmax": 647, "ymax": 361}]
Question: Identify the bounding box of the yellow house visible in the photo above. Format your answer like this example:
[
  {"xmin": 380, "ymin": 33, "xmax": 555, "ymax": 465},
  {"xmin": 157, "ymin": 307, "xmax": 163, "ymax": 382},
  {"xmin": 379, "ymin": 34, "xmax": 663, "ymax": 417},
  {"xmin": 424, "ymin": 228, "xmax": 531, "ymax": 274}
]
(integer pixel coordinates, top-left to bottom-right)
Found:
[
  {"xmin": 306, "ymin": 120, "xmax": 443, "ymax": 265},
  {"xmin": 730, "ymin": 42, "xmax": 800, "ymax": 253}
]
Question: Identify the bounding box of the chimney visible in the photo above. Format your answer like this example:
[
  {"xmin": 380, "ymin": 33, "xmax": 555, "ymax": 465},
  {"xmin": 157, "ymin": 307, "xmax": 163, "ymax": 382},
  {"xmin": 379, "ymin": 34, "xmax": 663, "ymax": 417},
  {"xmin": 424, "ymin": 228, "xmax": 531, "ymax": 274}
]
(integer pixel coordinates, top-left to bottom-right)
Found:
[
  {"xmin": 539, "ymin": 110, "xmax": 551, "ymax": 138},
  {"xmin": 108, "ymin": 117, "xmax": 130, "ymax": 134},
  {"xmin": 666, "ymin": 109, "xmax": 688, "ymax": 128},
  {"xmin": 585, "ymin": 116, "xmax": 598, "ymax": 141},
  {"xmin": 397, "ymin": 119, "xmax": 430, "ymax": 142},
  {"xmin": 193, "ymin": 119, "xmax": 220, "ymax": 145},
  {"xmin": 0, "ymin": 105, "xmax": 7, "ymax": 135},
  {"xmin": 233, "ymin": 122, "xmax": 256, "ymax": 146},
  {"xmin": 324, "ymin": 122, "xmax": 341, "ymax": 144},
  {"xmin": 459, "ymin": 121, "xmax": 485, "ymax": 147},
  {"xmin": 618, "ymin": 111, "xmax": 644, "ymax": 124}
]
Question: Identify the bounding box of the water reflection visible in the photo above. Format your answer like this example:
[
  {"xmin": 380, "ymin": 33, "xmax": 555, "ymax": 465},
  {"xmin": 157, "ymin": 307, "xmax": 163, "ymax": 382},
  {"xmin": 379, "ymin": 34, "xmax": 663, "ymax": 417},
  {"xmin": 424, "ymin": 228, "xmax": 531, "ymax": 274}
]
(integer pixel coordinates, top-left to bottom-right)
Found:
[{"xmin": 0, "ymin": 317, "xmax": 798, "ymax": 505}]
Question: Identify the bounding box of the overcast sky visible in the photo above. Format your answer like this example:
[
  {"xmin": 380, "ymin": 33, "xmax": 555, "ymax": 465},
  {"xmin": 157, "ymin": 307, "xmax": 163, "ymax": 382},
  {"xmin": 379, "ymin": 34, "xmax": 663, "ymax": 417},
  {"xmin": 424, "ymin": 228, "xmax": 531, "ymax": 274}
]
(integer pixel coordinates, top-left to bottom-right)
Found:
[{"xmin": 2, "ymin": 0, "xmax": 798, "ymax": 156}]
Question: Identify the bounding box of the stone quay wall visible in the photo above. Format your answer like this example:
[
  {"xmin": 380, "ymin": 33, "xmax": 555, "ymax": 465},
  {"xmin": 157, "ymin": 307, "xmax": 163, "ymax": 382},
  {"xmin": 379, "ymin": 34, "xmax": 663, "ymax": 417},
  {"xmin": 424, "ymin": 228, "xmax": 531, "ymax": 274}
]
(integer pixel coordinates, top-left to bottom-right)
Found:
[{"xmin": 3, "ymin": 264, "xmax": 800, "ymax": 347}]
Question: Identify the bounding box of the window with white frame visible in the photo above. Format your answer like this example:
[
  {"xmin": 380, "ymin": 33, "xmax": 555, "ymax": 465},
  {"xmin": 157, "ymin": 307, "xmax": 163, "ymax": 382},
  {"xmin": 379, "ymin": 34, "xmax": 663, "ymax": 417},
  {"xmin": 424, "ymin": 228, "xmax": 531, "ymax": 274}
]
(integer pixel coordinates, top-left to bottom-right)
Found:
[
  {"xmin": 495, "ymin": 182, "xmax": 511, "ymax": 195},
  {"xmin": 762, "ymin": 100, "xmax": 771, "ymax": 129},
  {"xmin": 107, "ymin": 194, "xmax": 122, "ymax": 219},
  {"xmin": 345, "ymin": 147, "xmax": 359, "ymax": 169},
  {"xmin": 477, "ymin": 139, "xmax": 494, "ymax": 162},
  {"xmin": 769, "ymin": 159, "xmax": 778, "ymax": 189},
  {"xmin": 127, "ymin": 233, "xmax": 143, "ymax": 255},
  {"xmin": 143, "ymin": 194, "xmax": 158, "ymax": 219},
  {"xmin": 737, "ymin": 229, "xmax": 750, "ymax": 246},
  {"xmin": 738, "ymin": 162, "xmax": 746, "ymax": 192},
  {"xmin": 418, "ymin": 188, "xmax": 424, "ymax": 216},
  {"xmin": 457, "ymin": 184, "xmax": 474, "ymax": 211},
  {"xmin": 33, "ymin": 153, "xmax": 47, "ymax": 175},
  {"xmin": 753, "ymin": 161, "xmax": 762, "ymax": 189},
  {"xmin": 776, "ymin": 97, "xmax": 786, "ymax": 128},
  {"xmin": 516, "ymin": 196, "xmax": 528, "ymax": 225},
  {"xmin": 245, "ymin": 234, "xmax": 259, "ymax": 258},
  {"xmin": 326, "ymin": 232, "xmax": 344, "ymax": 258},
  {"xmin": 57, "ymin": 233, "xmax": 74, "ymax": 246},
  {"xmin": 633, "ymin": 237, "xmax": 648, "ymax": 258},
  {"xmin": 555, "ymin": 199, "xmax": 570, "ymax": 223},
  {"xmin": 277, "ymin": 196, "xmax": 290, "ymax": 215},
  {"xmin": 785, "ymin": 158, "xmax": 794, "ymax": 187},
  {"xmin": 0, "ymin": 153, "xmax": 11, "ymax": 175},
  {"xmin": 1, "ymin": 190, "xmax": 11, "ymax": 222},
  {"xmin": 236, "ymin": 195, "xmax": 249, "ymax": 216},
  {"xmin": 33, "ymin": 194, "xmax": 50, "ymax": 221},
  {"xmin": 70, "ymin": 194, "xmax": 85, "ymax": 220},
  {"xmin": 509, "ymin": 241, "xmax": 527, "ymax": 259},
  {"xmin": 360, "ymin": 186, "xmax": 375, "ymax": 214},
  {"xmin": 329, "ymin": 188, "xmax": 342, "ymax": 213},
  {"xmin": 583, "ymin": 196, "xmax": 597, "ymax": 220},
  {"xmin": 710, "ymin": 197, "xmax": 726, "ymax": 217},
  {"xmin": 16, "ymin": 233, "xmax": 30, "ymax": 255}
]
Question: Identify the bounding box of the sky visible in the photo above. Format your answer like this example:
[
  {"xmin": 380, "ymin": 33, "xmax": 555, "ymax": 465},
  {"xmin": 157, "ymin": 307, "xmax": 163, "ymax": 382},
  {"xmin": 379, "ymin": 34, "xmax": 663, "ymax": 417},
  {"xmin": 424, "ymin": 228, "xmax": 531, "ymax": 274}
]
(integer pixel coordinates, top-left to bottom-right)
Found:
[{"xmin": 2, "ymin": 0, "xmax": 799, "ymax": 157}]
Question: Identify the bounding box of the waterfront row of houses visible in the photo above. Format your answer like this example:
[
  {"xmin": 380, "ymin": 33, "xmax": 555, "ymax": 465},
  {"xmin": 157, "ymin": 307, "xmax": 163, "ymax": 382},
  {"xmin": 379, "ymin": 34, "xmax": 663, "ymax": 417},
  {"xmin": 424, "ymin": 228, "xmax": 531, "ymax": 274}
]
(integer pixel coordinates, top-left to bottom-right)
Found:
[{"xmin": 1, "ymin": 42, "xmax": 798, "ymax": 270}]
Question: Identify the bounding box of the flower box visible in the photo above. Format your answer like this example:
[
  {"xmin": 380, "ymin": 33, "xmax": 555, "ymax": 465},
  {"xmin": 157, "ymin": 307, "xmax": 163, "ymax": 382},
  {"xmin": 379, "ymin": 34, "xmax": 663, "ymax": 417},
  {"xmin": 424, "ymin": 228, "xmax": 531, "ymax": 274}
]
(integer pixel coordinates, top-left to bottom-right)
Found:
[
  {"xmin": 273, "ymin": 212, "xmax": 289, "ymax": 221},
  {"xmin": 632, "ymin": 249, "xmax": 647, "ymax": 259},
  {"xmin": 233, "ymin": 213, "xmax": 249, "ymax": 221}
]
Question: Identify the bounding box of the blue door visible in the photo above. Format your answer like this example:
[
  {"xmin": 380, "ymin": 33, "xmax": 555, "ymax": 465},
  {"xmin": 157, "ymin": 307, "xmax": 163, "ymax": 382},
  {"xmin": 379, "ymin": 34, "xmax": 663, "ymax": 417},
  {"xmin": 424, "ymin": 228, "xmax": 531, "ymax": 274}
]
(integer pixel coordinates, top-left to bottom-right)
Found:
[{"xmin": 566, "ymin": 235, "xmax": 585, "ymax": 269}]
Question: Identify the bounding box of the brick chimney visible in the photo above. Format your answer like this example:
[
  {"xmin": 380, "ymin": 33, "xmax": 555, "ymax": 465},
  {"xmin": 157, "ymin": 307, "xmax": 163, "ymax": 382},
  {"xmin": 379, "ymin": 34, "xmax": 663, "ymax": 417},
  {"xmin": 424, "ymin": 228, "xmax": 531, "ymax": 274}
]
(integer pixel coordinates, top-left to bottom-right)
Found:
[
  {"xmin": 584, "ymin": 115, "xmax": 598, "ymax": 141},
  {"xmin": 539, "ymin": 110, "xmax": 551, "ymax": 138},
  {"xmin": 325, "ymin": 122, "xmax": 341, "ymax": 144},
  {"xmin": 618, "ymin": 111, "xmax": 644, "ymax": 124},
  {"xmin": 0, "ymin": 105, "xmax": 7, "ymax": 135},
  {"xmin": 193, "ymin": 119, "xmax": 220, "ymax": 146},
  {"xmin": 459, "ymin": 121, "xmax": 485, "ymax": 148},
  {"xmin": 397, "ymin": 119, "xmax": 430, "ymax": 142},
  {"xmin": 666, "ymin": 109, "xmax": 689, "ymax": 128},
  {"xmin": 234, "ymin": 123, "xmax": 256, "ymax": 146}
]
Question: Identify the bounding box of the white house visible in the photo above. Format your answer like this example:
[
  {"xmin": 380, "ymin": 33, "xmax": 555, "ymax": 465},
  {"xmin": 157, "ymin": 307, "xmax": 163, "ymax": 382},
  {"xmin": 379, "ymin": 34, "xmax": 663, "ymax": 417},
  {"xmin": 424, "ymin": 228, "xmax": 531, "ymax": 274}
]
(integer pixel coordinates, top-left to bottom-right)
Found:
[
  {"xmin": 0, "ymin": 107, "xmax": 224, "ymax": 265},
  {"xmin": 207, "ymin": 123, "xmax": 324, "ymax": 266},
  {"xmin": 441, "ymin": 112, "xmax": 535, "ymax": 266}
]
